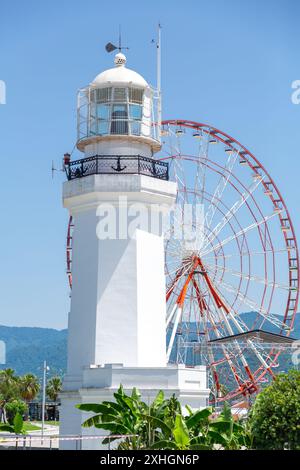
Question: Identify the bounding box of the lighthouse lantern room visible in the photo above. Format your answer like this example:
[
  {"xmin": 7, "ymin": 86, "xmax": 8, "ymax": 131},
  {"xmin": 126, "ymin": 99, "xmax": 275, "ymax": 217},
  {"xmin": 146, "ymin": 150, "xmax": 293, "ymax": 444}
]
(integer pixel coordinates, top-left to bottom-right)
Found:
[{"xmin": 77, "ymin": 52, "xmax": 161, "ymax": 156}]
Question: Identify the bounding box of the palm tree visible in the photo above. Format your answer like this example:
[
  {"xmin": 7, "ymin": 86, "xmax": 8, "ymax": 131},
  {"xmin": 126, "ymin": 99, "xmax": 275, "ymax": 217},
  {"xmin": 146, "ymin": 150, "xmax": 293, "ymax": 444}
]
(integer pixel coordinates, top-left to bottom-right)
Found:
[
  {"xmin": 19, "ymin": 374, "xmax": 40, "ymax": 421},
  {"xmin": 46, "ymin": 376, "xmax": 62, "ymax": 420},
  {"xmin": 19, "ymin": 374, "xmax": 40, "ymax": 403}
]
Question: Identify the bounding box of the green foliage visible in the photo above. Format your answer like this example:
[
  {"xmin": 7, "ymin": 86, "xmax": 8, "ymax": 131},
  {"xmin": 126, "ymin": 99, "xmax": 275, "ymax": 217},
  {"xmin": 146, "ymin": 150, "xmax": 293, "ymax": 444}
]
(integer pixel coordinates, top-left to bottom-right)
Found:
[
  {"xmin": 0, "ymin": 369, "xmax": 20, "ymax": 402},
  {"xmin": 249, "ymin": 370, "xmax": 300, "ymax": 450},
  {"xmin": 5, "ymin": 399, "xmax": 28, "ymax": 425},
  {"xmin": 0, "ymin": 412, "xmax": 25, "ymax": 434},
  {"xmin": 12, "ymin": 412, "xmax": 24, "ymax": 434},
  {"xmin": 46, "ymin": 376, "xmax": 62, "ymax": 402},
  {"xmin": 77, "ymin": 386, "xmax": 250, "ymax": 450},
  {"xmin": 173, "ymin": 414, "xmax": 190, "ymax": 449},
  {"xmin": 78, "ymin": 385, "xmax": 167, "ymax": 449},
  {"xmin": 0, "ymin": 368, "xmax": 40, "ymax": 424},
  {"xmin": 19, "ymin": 374, "xmax": 40, "ymax": 402},
  {"xmin": 206, "ymin": 403, "xmax": 252, "ymax": 450}
]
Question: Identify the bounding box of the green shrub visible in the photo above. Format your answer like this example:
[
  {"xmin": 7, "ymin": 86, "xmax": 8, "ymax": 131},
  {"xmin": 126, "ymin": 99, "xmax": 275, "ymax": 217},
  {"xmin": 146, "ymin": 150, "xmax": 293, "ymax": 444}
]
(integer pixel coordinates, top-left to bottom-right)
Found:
[
  {"xmin": 77, "ymin": 385, "xmax": 251, "ymax": 450},
  {"xmin": 249, "ymin": 370, "xmax": 300, "ymax": 449},
  {"xmin": 5, "ymin": 399, "xmax": 28, "ymax": 425}
]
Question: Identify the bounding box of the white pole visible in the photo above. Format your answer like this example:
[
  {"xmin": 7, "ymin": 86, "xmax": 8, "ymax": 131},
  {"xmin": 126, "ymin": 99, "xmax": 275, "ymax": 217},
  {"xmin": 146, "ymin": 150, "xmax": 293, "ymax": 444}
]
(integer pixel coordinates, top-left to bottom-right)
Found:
[
  {"xmin": 166, "ymin": 306, "xmax": 182, "ymax": 362},
  {"xmin": 41, "ymin": 360, "xmax": 47, "ymax": 443},
  {"xmin": 157, "ymin": 22, "xmax": 162, "ymax": 138}
]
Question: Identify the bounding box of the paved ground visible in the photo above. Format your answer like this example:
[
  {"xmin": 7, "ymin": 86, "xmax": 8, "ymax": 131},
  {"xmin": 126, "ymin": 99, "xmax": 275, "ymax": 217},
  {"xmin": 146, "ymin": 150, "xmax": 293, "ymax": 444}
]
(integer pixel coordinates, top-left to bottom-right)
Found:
[{"xmin": 0, "ymin": 423, "xmax": 59, "ymax": 449}]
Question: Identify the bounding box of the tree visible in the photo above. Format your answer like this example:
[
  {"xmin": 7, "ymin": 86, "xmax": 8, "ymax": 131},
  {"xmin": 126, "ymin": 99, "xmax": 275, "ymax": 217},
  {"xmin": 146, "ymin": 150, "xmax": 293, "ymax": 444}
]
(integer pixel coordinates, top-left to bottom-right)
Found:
[
  {"xmin": 4, "ymin": 399, "xmax": 28, "ymax": 425},
  {"xmin": 19, "ymin": 373, "xmax": 40, "ymax": 421},
  {"xmin": 0, "ymin": 369, "xmax": 20, "ymax": 401},
  {"xmin": 19, "ymin": 374, "xmax": 40, "ymax": 403},
  {"xmin": 0, "ymin": 369, "xmax": 20, "ymax": 423},
  {"xmin": 249, "ymin": 370, "xmax": 300, "ymax": 450},
  {"xmin": 46, "ymin": 376, "xmax": 62, "ymax": 403}
]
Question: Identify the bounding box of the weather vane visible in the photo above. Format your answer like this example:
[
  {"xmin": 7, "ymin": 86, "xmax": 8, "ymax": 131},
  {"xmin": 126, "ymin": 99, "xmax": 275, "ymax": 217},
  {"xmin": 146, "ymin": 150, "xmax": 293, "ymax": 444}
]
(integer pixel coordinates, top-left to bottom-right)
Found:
[{"xmin": 105, "ymin": 25, "xmax": 129, "ymax": 53}]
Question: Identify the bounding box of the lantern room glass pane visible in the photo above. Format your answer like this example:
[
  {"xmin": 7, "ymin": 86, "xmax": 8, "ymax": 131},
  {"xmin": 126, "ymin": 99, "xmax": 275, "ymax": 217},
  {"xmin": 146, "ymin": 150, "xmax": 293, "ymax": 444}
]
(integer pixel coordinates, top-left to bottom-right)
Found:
[
  {"xmin": 131, "ymin": 121, "xmax": 141, "ymax": 135},
  {"xmin": 111, "ymin": 104, "xmax": 128, "ymax": 135},
  {"xmin": 98, "ymin": 121, "xmax": 109, "ymax": 134},
  {"xmin": 89, "ymin": 102, "xmax": 97, "ymax": 135},
  {"xmin": 129, "ymin": 104, "xmax": 142, "ymax": 136},
  {"xmin": 97, "ymin": 104, "xmax": 110, "ymax": 120},
  {"xmin": 129, "ymin": 88, "xmax": 143, "ymax": 104},
  {"xmin": 113, "ymin": 87, "xmax": 127, "ymax": 102},
  {"xmin": 92, "ymin": 87, "xmax": 112, "ymax": 103},
  {"xmin": 129, "ymin": 104, "xmax": 142, "ymax": 120}
]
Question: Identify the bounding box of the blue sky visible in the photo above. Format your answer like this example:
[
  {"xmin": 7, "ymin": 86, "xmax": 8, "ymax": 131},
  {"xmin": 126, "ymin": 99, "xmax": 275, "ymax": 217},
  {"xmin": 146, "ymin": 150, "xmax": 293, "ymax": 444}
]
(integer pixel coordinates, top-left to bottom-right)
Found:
[{"xmin": 0, "ymin": 0, "xmax": 299, "ymax": 329}]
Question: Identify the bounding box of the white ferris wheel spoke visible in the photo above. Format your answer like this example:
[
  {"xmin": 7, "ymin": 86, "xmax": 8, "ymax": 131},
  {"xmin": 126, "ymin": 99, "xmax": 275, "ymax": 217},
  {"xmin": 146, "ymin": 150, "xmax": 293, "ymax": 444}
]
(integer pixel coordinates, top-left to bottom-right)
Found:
[
  {"xmin": 165, "ymin": 239, "xmax": 189, "ymax": 259},
  {"xmin": 201, "ymin": 314, "xmax": 220, "ymax": 390},
  {"xmin": 166, "ymin": 264, "xmax": 189, "ymax": 278},
  {"xmin": 201, "ymin": 211, "xmax": 282, "ymax": 257},
  {"xmin": 224, "ymin": 308, "xmax": 273, "ymax": 373},
  {"xmin": 204, "ymin": 149, "xmax": 239, "ymax": 233},
  {"xmin": 166, "ymin": 302, "xmax": 178, "ymax": 328},
  {"xmin": 205, "ymin": 307, "xmax": 246, "ymax": 386},
  {"xmin": 202, "ymin": 176, "xmax": 265, "ymax": 251},
  {"xmin": 204, "ymin": 283, "xmax": 275, "ymax": 378},
  {"xmin": 166, "ymin": 306, "xmax": 183, "ymax": 361},
  {"xmin": 167, "ymin": 129, "xmax": 190, "ymax": 208},
  {"xmin": 195, "ymin": 132, "xmax": 210, "ymax": 204},
  {"xmin": 166, "ymin": 263, "xmax": 193, "ymax": 294},
  {"xmin": 213, "ymin": 277, "xmax": 286, "ymax": 331},
  {"xmin": 203, "ymin": 247, "xmax": 287, "ymax": 262},
  {"xmin": 204, "ymin": 260, "xmax": 290, "ymax": 291},
  {"xmin": 215, "ymin": 307, "xmax": 251, "ymax": 369}
]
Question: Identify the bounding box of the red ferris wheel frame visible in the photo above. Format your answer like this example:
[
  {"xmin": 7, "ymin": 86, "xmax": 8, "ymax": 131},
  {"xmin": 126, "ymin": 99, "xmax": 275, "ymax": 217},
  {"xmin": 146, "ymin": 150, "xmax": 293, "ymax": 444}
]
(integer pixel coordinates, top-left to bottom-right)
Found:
[{"xmin": 161, "ymin": 119, "xmax": 299, "ymax": 331}]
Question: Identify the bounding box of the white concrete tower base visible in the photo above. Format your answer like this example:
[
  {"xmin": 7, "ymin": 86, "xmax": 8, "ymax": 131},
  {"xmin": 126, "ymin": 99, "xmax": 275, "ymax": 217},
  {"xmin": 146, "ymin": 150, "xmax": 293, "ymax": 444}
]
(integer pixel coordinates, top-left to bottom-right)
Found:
[
  {"xmin": 60, "ymin": 363, "xmax": 209, "ymax": 450},
  {"xmin": 60, "ymin": 173, "xmax": 210, "ymax": 449}
]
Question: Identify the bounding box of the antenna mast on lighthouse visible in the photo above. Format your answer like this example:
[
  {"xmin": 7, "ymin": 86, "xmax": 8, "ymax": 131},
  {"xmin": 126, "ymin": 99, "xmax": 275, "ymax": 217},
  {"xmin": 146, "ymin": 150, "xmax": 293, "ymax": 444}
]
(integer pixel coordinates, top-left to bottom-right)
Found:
[{"xmin": 157, "ymin": 23, "xmax": 162, "ymax": 138}]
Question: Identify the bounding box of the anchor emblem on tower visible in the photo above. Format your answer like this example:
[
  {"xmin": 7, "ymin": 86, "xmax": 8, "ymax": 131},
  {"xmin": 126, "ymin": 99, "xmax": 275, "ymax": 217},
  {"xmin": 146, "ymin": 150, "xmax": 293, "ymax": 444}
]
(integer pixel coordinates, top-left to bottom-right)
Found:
[{"xmin": 111, "ymin": 156, "xmax": 127, "ymax": 172}]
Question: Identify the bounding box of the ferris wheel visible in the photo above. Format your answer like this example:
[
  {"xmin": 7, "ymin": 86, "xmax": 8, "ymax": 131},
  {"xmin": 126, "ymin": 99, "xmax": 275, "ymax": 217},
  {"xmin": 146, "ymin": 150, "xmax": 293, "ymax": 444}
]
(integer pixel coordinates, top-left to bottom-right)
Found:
[
  {"xmin": 161, "ymin": 119, "xmax": 299, "ymax": 402},
  {"xmin": 66, "ymin": 119, "xmax": 299, "ymax": 403}
]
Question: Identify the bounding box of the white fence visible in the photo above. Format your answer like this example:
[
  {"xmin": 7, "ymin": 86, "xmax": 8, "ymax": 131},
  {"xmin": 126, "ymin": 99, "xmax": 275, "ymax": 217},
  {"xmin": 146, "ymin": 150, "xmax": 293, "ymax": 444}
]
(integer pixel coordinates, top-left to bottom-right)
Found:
[{"xmin": 0, "ymin": 434, "xmax": 136, "ymax": 450}]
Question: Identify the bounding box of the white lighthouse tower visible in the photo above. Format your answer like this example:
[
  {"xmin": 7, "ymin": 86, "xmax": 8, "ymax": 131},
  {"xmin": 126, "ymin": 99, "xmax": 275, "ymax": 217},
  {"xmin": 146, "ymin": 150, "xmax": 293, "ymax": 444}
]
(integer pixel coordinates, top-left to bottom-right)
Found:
[{"xmin": 60, "ymin": 51, "xmax": 209, "ymax": 449}]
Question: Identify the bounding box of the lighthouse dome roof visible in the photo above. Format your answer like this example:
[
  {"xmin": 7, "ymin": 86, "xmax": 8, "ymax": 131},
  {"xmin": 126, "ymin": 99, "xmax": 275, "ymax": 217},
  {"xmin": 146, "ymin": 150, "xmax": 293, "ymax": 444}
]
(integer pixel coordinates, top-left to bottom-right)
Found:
[{"xmin": 91, "ymin": 53, "xmax": 148, "ymax": 89}]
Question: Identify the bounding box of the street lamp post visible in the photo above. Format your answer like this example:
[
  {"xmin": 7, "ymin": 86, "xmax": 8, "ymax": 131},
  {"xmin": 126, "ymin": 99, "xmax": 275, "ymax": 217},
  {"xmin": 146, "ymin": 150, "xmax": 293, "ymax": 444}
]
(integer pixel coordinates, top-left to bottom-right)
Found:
[{"xmin": 41, "ymin": 360, "xmax": 49, "ymax": 444}]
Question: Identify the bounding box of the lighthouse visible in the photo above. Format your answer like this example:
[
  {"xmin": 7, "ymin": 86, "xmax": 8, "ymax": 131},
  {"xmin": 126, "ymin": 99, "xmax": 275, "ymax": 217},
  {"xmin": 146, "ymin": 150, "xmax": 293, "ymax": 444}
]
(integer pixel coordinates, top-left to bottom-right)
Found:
[{"xmin": 59, "ymin": 51, "xmax": 209, "ymax": 450}]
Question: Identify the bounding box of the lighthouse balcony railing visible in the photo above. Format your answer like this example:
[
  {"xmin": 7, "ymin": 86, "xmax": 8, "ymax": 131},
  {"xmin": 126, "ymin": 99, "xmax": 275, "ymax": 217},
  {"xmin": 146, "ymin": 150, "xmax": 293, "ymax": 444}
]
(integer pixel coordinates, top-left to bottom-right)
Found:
[{"xmin": 65, "ymin": 155, "xmax": 169, "ymax": 181}]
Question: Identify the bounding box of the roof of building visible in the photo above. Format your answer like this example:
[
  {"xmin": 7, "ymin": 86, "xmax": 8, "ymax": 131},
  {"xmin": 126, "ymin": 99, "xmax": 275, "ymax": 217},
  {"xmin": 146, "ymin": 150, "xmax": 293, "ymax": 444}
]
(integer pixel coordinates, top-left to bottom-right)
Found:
[
  {"xmin": 91, "ymin": 53, "xmax": 149, "ymax": 89},
  {"xmin": 208, "ymin": 329, "xmax": 296, "ymax": 344}
]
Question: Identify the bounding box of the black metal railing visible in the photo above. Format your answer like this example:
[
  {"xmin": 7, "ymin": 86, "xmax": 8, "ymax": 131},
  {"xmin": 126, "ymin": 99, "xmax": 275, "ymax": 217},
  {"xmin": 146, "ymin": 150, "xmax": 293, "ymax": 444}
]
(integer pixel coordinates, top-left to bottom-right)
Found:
[{"xmin": 65, "ymin": 155, "xmax": 169, "ymax": 181}]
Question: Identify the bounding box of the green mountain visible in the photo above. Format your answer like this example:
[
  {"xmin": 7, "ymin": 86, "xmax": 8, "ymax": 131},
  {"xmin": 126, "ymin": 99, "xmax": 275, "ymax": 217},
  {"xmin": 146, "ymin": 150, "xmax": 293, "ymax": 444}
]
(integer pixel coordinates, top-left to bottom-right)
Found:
[
  {"xmin": 0, "ymin": 325, "xmax": 67, "ymax": 378},
  {"xmin": 0, "ymin": 313, "xmax": 299, "ymax": 379}
]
